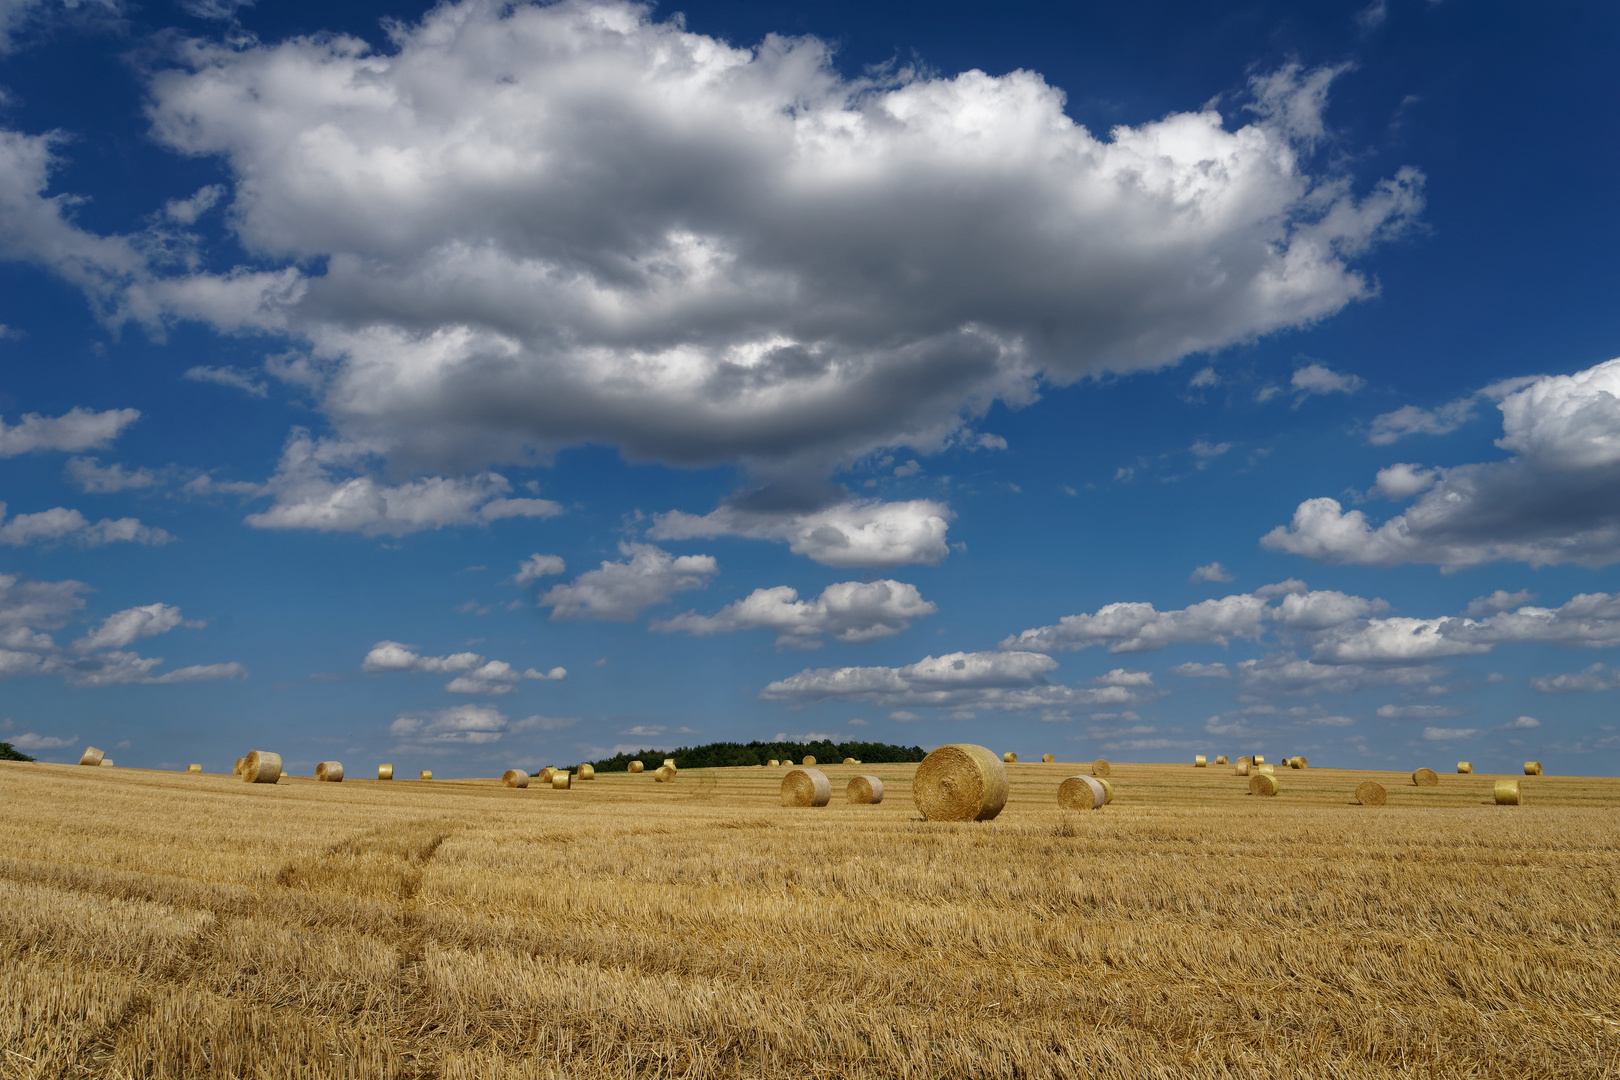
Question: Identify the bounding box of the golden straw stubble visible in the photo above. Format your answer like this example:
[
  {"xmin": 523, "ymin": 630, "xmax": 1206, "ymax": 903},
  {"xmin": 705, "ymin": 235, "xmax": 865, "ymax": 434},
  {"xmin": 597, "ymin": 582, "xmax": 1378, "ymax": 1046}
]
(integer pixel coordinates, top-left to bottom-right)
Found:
[
  {"xmin": 1495, "ymin": 779, "xmax": 1521, "ymax": 805},
  {"xmin": 1249, "ymin": 773, "xmax": 1280, "ymax": 797},
  {"xmin": 241, "ymin": 750, "xmax": 282, "ymax": 784},
  {"xmin": 845, "ymin": 775, "xmax": 884, "ymax": 804},
  {"xmin": 315, "ymin": 761, "xmax": 344, "ymax": 782},
  {"xmin": 781, "ymin": 768, "xmax": 831, "ymax": 808},
  {"xmin": 1057, "ymin": 775, "xmax": 1106, "ymax": 811},
  {"xmin": 78, "ymin": 746, "xmax": 104, "ymax": 767},
  {"xmin": 501, "ymin": 769, "xmax": 529, "ymax": 788},
  {"xmin": 912, "ymin": 744, "xmax": 1009, "ymax": 822},
  {"xmin": 1355, "ymin": 781, "xmax": 1387, "ymax": 806},
  {"xmin": 1412, "ymin": 768, "xmax": 1439, "ymax": 786}
]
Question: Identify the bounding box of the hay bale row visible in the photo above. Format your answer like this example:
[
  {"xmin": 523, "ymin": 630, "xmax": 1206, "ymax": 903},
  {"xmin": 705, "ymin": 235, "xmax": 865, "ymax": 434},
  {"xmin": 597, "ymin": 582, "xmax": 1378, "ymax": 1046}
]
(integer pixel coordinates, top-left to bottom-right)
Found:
[
  {"xmin": 234, "ymin": 757, "xmax": 246, "ymax": 775},
  {"xmin": 913, "ymin": 744, "xmax": 1008, "ymax": 822},
  {"xmin": 1412, "ymin": 768, "xmax": 1439, "ymax": 787},
  {"xmin": 1234, "ymin": 761, "xmax": 1250, "ymax": 776},
  {"xmin": 1356, "ymin": 781, "xmax": 1386, "ymax": 806},
  {"xmin": 846, "ymin": 775, "xmax": 883, "ymax": 804},
  {"xmin": 1249, "ymin": 773, "xmax": 1280, "ymax": 797},
  {"xmin": 101, "ymin": 759, "xmax": 115, "ymax": 768},
  {"xmin": 1253, "ymin": 755, "xmax": 1266, "ymax": 765},
  {"xmin": 502, "ymin": 769, "xmax": 529, "ymax": 788},
  {"xmin": 315, "ymin": 761, "xmax": 344, "ymax": 782},
  {"xmin": 766, "ymin": 759, "xmax": 779, "ymax": 766},
  {"xmin": 781, "ymin": 767, "xmax": 831, "ymax": 807},
  {"xmin": 79, "ymin": 746, "xmax": 104, "ymax": 767},
  {"xmin": 664, "ymin": 758, "xmax": 677, "ymax": 768},
  {"xmin": 241, "ymin": 750, "xmax": 282, "ymax": 784},
  {"xmin": 1524, "ymin": 761, "xmax": 1543, "ymax": 776}
]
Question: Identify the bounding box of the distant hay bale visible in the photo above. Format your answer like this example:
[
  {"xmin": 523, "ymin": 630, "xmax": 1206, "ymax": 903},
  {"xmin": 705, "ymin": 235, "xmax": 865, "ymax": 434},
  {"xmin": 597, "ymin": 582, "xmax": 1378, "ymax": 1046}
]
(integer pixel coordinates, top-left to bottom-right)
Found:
[
  {"xmin": 766, "ymin": 759, "xmax": 779, "ymax": 767},
  {"xmin": 378, "ymin": 764, "xmax": 393, "ymax": 781},
  {"xmin": 1042, "ymin": 753, "xmax": 1055, "ymax": 763},
  {"xmin": 186, "ymin": 764, "xmax": 201, "ymax": 774},
  {"xmin": 539, "ymin": 767, "xmax": 557, "ymax": 783},
  {"xmin": 846, "ymin": 775, "xmax": 884, "ymax": 804},
  {"xmin": 502, "ymin": 769, "xmax": 529, "ymax": 788},
  {"xmin": 1092, "ymin": 759, "xmax": 1111, "ymax": 777},
  {"xmin": 315, "ymin": 761, "xmax": 344, "ymax": 782},
  {"xmin": 913, "ymin": 743, "xmax": 1009, "ymax": 822},
  {"xmin": 241, "ymin": 750, "xmax": 282, "ymax": 784},
  {"xmin": 1290, "ymin": 756, "xmax": 1309, "ymax": 769},
  {"xmin": 79, "ymin": 746, "xmax": 104, "ymax": 767},
  {"xmin": 1457, "ymin": 761, "xmax": 1473, "ymax": 774},
  {"xmin": 843, "ymin": 757, "xmax": 857, "ymax": 765},
  {"xmin": 1524, "ymin": 761, "xmax": 1542, "ymax": 776},
  {"xmin": 1355, "ymin": 781, "xmax": 1387, "ymax": 806},
  {"xmin": 663, "ymin": 758, "xmax": 676, "ymax": 768},
  {"xmin": 1234, "ymin": 762, "xmax": 1251, "ymax": 776},
  {"xmin": 1412, "ymin": 768, "xmax": 1439, "ymax": 787},
  {"xmin": 419, "ymin": 770, "xmax": 433, "ymax": 781},
  {"xmin": 801, "ymin": 755, "xmax": 816, "ymax": 766},
  {"xmin": 1214, "ymin": 755, "xmax": 1228, "ymax": 765},
  {"xmin": 781, "ymin": 767, "xmax": 832, "ymax": 807},
  {"xmin": 1058, "ymin": 775, "xmax": 1107, "ymax": 811},
  {"xmin": 1253, "ymin": 755, "xmax": 1266, "ymax": 765},
  {"xmin": 577, "ymin": 764, "xmax": 596, "ymax": 780},
  {"xmin": 1494, "ymin": 779, "xmax": 1521, "ymax": 805},
  {"xmin": 1249, "ymin": 773, "xmax": 1280, "ymax": 797},
  {"xmin": 628, "ymin": 760, "xmax": 644, "ymax": 773},
  {"xmin": 234, "ymin": 757, "xmax": 245, "ymax": 775},
  {"xmin": 101, "ymin": 759, "xmax": 115, "ymax": 768},
  {"xmin": 654, "ymin": 765, "xmax": 676, "ymax": 783},
  {"xmin": 1003, "ymin": 752, "xmax": 1017, "ymax": 763},
  {"xmin": 1098, "ymin": 778, "xmax": 1115, "ymax": 804},
  {"xmin": 1194, "ymin": 755, "xmax": 1207, "ymax": 767},
  {"xmin": 1257, "ymin": 764, "xmax": 1276, "ymax": 775},
  {"xmin": 1235, "ymin": 756, "xmax": 1252, "ymax": 767},
  {"xmin": 552, "ymin": 771, "xmax": 571, "ymax": 789}
]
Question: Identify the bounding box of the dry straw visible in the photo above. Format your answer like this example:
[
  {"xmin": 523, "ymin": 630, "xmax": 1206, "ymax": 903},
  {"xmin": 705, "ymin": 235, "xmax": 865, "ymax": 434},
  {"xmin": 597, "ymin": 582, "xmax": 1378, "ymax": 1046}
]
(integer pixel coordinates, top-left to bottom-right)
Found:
[
  {"xmin": 1003, "ymin": 752, "xmax": 1018, "ymax": 763},
  {"xmin": 1042, "ymin": 753, "xmax": 1055, "ymax": 763},
  {"xmin": 1057, "ymin": 775, "xmax": 1107, "ymax": 811},
  {"xmin": 1458, "ymin": 761, "xmax": 1473, "ymax": 774},
  {"xmin": 186, "ymin": 764, "xmax": 201, "ymax": 774},
  {"xmin": 1194, "ymin": 755, "xmax": 1207, "ymax": 767},
  {"xmin": 552, "ymin": 771, "xmax": 571, "ymax": 790},
  {"xmin": 1524, "ymin": 761, "xmax": 1543, "ymax": 776},
  {"xmin": 801, "ymin": 755, "xmax": 816, "ymax": 766},
  {"xmin": 653, "ymin": 765, "xmax": 676, "ymax": 783},
  {"xmin": 241, "ymin": 750, "xmax": 282, "ymax": 784},
  {"xmin": 1412, "ymin": 768, "xmax": 1439, "ymax": 786},
  {"xmin": 1495, "ymin": 779, "xmax": 1521, "ymax": 805},
  {"xmin": 781, "ymin": 767, "xmax": 832, "ymax": 807},
  {"xmin": 627, "ymin": 760, "xmax": 644, "ymax": 773},
  {"xmin": 419, "ymin": 770, "xmax": 433, "ymax": 781},
  {"xmin": 1214, "ymin": 755, "xmax": 1228, "ymax": 765},
  {"xmin": 501, "ymin": 769, "xmax": 530, "ymax": 788},
  {"xmin": 1249, "ymin": 773, "xmax": 1280, "ymax": 797},
  {"xmin": 913, "ymin": 743, "xmax": 1009, "ymax": 822},
  {"xmin": 577, "ymin": 763, "xmax": 596, "ymax": 780},
  {"xmin": 846, "ymin": 775, "xmax": 884, "ymax": 804},
  {"xmin": 1355, "ymin": 781, "xmax": 1387, "ymax": 806},
  {"xmin": 1092, "ymin": 759, "xmax": 1111, "ymax": 777},
  {"xmin": 315, "ymin": 761, "xmax": 344, "ymax": 782},
  {"xmin": 378, "ymin": 764, "xmax": 393, "ymax": 780}
]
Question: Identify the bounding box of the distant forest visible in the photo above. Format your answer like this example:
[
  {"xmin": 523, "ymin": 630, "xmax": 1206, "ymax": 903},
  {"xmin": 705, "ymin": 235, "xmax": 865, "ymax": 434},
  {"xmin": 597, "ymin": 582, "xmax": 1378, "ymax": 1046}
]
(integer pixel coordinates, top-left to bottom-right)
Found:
[
  {"xmin": 0, "ymin": 742, "xmax": 36, "ymax": 762},
  {"xmin": 589, "ymin": 739, "xmax": 926, "ymax": 772}
]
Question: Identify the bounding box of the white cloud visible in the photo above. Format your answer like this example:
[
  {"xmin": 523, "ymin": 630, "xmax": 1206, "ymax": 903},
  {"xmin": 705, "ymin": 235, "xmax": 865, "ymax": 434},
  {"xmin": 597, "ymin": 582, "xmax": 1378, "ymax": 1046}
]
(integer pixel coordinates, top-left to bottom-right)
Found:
[
  {"xmin": 1376, "ymin": 703, "xmax": 1468, "ymax": 719},
  {"xmin": 1365, "ymin": 379, "xmax": 1535, "ymax": 446},
  {"xmin": 1190, "ymin": 440, "xmax": 1231, "ymax": 467},
  {"xmin": 183, "ymin": 365, "xmax": 268, "ymax": 397},
  {"xmin": 651, "ymin": 499, "xmax": 951, "ymax": 568},
  {"xmin": 1371, "ymin": 462, "xmax": 1437, "ymax": 500},
  {"xmin": 1236, "ymin": 653, "xmax": 1445, "ymax": 696},
  {"xmin": 163, "ymin": 184, "xmax": 225, "ymax": 225},
  {"xmin": 7, "ymin": 731, "xmax": 76, "ymax": 749},
  {"xmin": 444, "ymin": 660, "xmax": 567, "ymax": 696},
  {"xmin": 0, "ymin": 503, "xmax": 172, "ymax": 547},
  {"xmin": 119, "ymin": 8, "xmax": 1419, "ymax": 485},
  {"xmin": 1502, "ymin": 715, "xmax": 1540, "ymax": 730},
  {"xmin": 243, "ymin": 431, "xmax": 563, "ymax": 536},
  {"xmin": 1530, "ymin": 663, "xmax": 1619, "ymax": 693},
  {"xmin": 74, "ymin": 603, "xmax": 201, "ymax": 651},
  {"xmin": 1001, "ymin": 593, "xmax": 1271, "ymax": 653},
  {"xmin": 0, "ymin": 572, "xmax": 88, "ymax": 629},
  {"xmin": 0, "ymin": 406, "xmax": 140, "ymax": 456},
  {"xmin": 975, "ymin": 433, "xmax": 1008, "ymax": 451},
  {"xmin": 1188, "ymin": 367, "xmax": 1219, "ymax": 389},
  {"xmin": 0, "ymin": 0, "xmax": 121, "ymax": 54},
  {"xmin": 1464, "ymin": 589, "xmax": 1536, "ymax": 617},
  {"xmin": 65, "ymin": 457, "xmax": 160, "ymax": 493},
  {"xmin": 1273, "ymin": 589, "xmax": 1389, "ymax": 630},
  {"xmin": 1170, "ymin": 661, "xmax": 1230, "ymax": 678},
  {"xmin": 59, "ymin": 651, "xmax": 246, "ymax": 687},
  {"xmin": 390, "ymin": 704, "xmax": 508, "ymax": 744},
  {"xmin": 148, "ymin": 661, "xmax": 248, "ymax": 683},
  {"xmin": 362, "ymin": 640, "xmax": 562, "ymax": 694},
  {"xmin": 1189, "ymin": 562, "xmax": 1235, "ymax": 583},
  {"xmin": 1422, "ymin": 726, "xmax": 1478, "ymax": 741},
  {"xmin": 1290, "ymin": 363, "xmax": 1364, "ymax": 399},
  {"xmin": 539, "ymin": 542, "xmax": 717, "ymax": 621},
  {"xmin": 1266, "ymin": 359, "xmax": 1620, "ymax": 568},
  {"xmin": 514, "ymin": 553, "xmax": 566, "ymax": 584},
  {"xmin": 653, "ymin": 578, "xmax": 935, "ymax": 647},
  {"xmin": 847, "ymin": 717, "xmax": 868, "ymax": 726}
]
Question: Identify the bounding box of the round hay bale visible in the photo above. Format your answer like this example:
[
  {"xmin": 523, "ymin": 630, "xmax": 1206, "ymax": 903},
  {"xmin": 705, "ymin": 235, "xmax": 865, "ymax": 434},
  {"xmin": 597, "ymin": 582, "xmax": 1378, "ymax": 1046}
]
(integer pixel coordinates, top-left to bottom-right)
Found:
[
  {"xmin": 234, "ymin": 757, "xmax": 245, "ymax": 775},
  {"xmin": 378, "ymin": 764, "xmax": 393, "ymax": 781},
  {"xmin": 1003, "ymin": 751, "xmax": 1018, "ymax": 763},
  {"xmin": 628, "ymin": 760, "xmax": 644, "ymax": 773},
  {"xmin": 801, "ymin": 755, "xmax": 816, "ymax": 766},
  {"xmin": 502, "ymin": 769, "xmax": 530, "ymax": 788},
  {"xmin": 552, "ymin": 771, "xmax": 571, "ymax": 790},
  {"xmin": 663, "ymin": 758, "xmax": 677, "ymax": 768},
  {"xmin": 1524, "ymin": 761, "xmax": 1542, "ymax": 776},
  {"xmin": 1355, "ymin": 781, "xmax": 1387, "ymax": 806},
  {"xmin": 1290, "ymin": 756, "xmax": 1309, "ymax": 769},
  {"xmin": 781, "ymin": 768, "xmax": 832, "ymax": 807},
  {"xmin": 1457, "ymin": 761, "xmax": 1472, "ymax": 774},
  {"xmin": 1253, "ymin": 755, "xmax": 1266, "ymax": 765},
  {"xmin": 1057, "ymin": 775, "xmax": 1106, "ymax": 811},
  {"xmin": 419, "ymin": 770, "xmax": 433, "ymax": 781},
  {"xmin": 1042, "ymin": 753, "xmax": 1055, "ymax": 763},
  {"xmin": 101, "ymin": 759, "xmax": 115, "ymax": 768},
  {"xmin": 1214, "ymin": 755, "xmax": 1229, "ymax": 765},
  {"xmin": 1092, "ymin": 759, "xmax": 1111, "ymax": 777},
  {"xmin": 186, "ymin": 763, "xmax": 201, "ymax": 774},
  {"xmin": 315, "ymin": 761, "xmax": 344, "ymax": 782},
  {"xmin": 241, "ymin": 750, "xmax": 282, "ymax": 784},
  {"xmin": 843, "ymin": 757, "xmax": 857, "ymax": 765},
  {"xmin": 79, "ymin": 746, "xmax": 105, "ymax": 767},
  {"xmin": 539, "ymin": 767, "xmax": 556, "ymax": 783},
  {"xmin": 1097, "ymin": 777, "xmax": 1115, "ymax": 804},
  {"xmin": 653, "ymin": 765, "xmax": 676, "ymax": 783},
  {"xmin": 1494, "ymin": 779, "xmax": 1521, "ymax": 805},
  {"xmin": 846, "ymin": 775, "xmax": 884, "ymax": 804},
  {"xmin": 1412, "ymin": 768, "xmax": 1439, "ymax": 787},
  {"xmin": 913, "ymin": 743, "xmax": 1009, "ymax": 822},
  {"xmin": 1235, "ymin": 755, "xmax": 1252, "ymax": 767},
  {"xmin": 1234, "ymin": 762, "xmax": 1251, "ymax": 776},
  {"xmin": 1257, "ymin": 764, "xmax": 1276, "ymax": 775},
  {"xmin": 1249, "ymin": 773, "xmax": 1280, "ymax": 797},
  {"xmin": 577, "ymin": 763, "xmax": 596, "ymax": 781},
  {"xmin": 1194, "ymin": 755, "xmax": 1207, "ymax": 767}
]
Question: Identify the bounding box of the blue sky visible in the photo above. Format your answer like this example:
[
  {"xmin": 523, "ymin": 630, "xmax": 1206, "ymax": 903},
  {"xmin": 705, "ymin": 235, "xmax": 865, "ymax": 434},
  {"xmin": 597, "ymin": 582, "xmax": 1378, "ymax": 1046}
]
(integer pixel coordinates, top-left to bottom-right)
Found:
[{"xmin": 3, "ymin": 0, "xmax": 1619, "ymax": 776}]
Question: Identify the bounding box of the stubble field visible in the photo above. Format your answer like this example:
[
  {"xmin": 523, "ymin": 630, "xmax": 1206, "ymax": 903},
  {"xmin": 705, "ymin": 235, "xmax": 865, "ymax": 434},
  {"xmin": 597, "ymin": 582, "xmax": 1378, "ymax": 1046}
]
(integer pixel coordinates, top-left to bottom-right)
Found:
[{"xmin": 2, "ymin": 758, "xmax": 1618, "ymax": 1079}]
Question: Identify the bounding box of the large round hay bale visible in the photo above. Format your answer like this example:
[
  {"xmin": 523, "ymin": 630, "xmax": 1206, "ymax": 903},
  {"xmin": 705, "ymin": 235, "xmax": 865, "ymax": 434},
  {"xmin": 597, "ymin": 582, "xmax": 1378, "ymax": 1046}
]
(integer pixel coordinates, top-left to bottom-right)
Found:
[
  {"xmin": 1214, "ymin": 755, "xmax": 1229, "ymax": 765},
  {"xmin": 378, "ymin": 763, "xmax": 393, "ymax": 780},
  {"xmin": 628, "ymin": 760, "xmax": 644, "ymax": 773},
  {"xmin": 1355, "ymin": 781, "xmax": 1386, "ymax": 806},
  {"xmin": 1457, "ymin": 761, "xmax": 1472, "ymax": 774},
  {"xmin": 801, "ymin": 755, "xmax": 816, "ymax": 766},
  {"xmin": 79, "ymin": 746, "xmax": 104, "ymax": 767},
  {"xmin": 1194, "ymin": 755, "xmax": 1207, "ymax": 767},
  {"xmin": 654, "ymin": 765, "xmax": 676, "ymax": 782},
  {"xmin": 766, "ymin": 759, "xmax": 779, "ymax": 767},
  {"xmin": 577, "ymin": 763, "xmax": 596, "ymax": 780},
  {"xmin": 186, "ymin": 763, "xmax": 201, "ymax": 774},
  {"xmin": 315, "ymin": 761, "xmax": 344, "ymax": 782},
  {"xmin": 1092, "ymin": 759, "xmax": 1111, "ymax": 777},
  {"xmin": 1003, "ymin": 751, "xmax": 1018, "ymax": 763},
  {"xmin": 1249, "ymin": 773, "xmax": 1279, "ymax": 797},
  {"xmin": 1524, "ymin": 761, "xmax": 1542, "ymax": 776},
  {"xmin": 1234, "ymin": 761, "xmax": 1251, "ymax": 776},
  {"xmin": 552, "ymin": 771, "xmax": 571, "ymax": 790},
  {"xmin": 846, "ymin": 775, "xmax": 884, "ymax": 804},
  {"xmin": 1042, "ymin": 753, "xmax": 1055, "ymax": 763},
  {"xmin": 1057, "ymin": 775, "xmax": 1106, "ymax": 810},
  {"xmin": 241, "ymin": 750, "xmax": 282, "ymax": 784},
  {"xmin": 781, "ymin": 768, "xmax": 832, "ymax": 807},
  {"xmin": 1412, "ymin": 768, "xmax": 1439, "ymax": 786},
  {"xmin": 913, "ymin": 744, "xmax": 1009, "ymax": 822},
  {"xmin": 502, "ymin": 769, "xmax": 529, "ymax": 788},
  {"xmin": 1494, "ymin": 779, "xmax": 1521, "ymax": 805},
  {"xmin": 419, "ymin": 770, "xmax": 433, "ymax": 781}
]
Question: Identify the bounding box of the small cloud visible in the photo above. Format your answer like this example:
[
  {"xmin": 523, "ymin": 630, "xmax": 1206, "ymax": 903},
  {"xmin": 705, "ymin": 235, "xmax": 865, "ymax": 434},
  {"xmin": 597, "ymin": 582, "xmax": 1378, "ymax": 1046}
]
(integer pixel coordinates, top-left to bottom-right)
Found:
[
  {"xmin": 1170, "ymin": 662, "xmax": 1229, "ymax": 679},
  {"xmin": 1188, "ymin": 366, "xmax": 1219, "ymax": 389},
  {"xmin": 622, "ymin": 724, "xmax": 666, "ymax": 737},
  {"xmin": 847, "ymin": 718, "xmax": 869, "ymax": 727},
  {"xmin": 1502, "ymin": 715, "xmax": 1540, "ymax": 730},
  {"xmin": 1308, "ymin": 715, "xmax": 1355, "ymax": 727},
  {"xmin": 888, "ymin": 710, "xmax": 921, "ymax": 722},
  {"xmin": 1190, "ymin": 440, "xmax": 1232, "ymax": 467},
  {"xmin": 1115, "ymin": 466, "xmax": 1135, "ymax": 483},
  {"xmin": 976, "ymin": 433, "xmax": 1007, "ymax": 451},
  {"xmin": 513, "ymin": 553, "xmax": 566, "ymax": 584},
  {"xmin": 1060, "ymin": 484, "xmax": 1077, "ymax": 497},
  {"xmin": 183, "ymin": 365, "xmax": 269, "ymax": 398},
  {"xmin": 1292, "ymin": 363, "xmax": 1365, "ymax": 400},
  {"xmin": 893, "ymin": 460, "xmax": 921, "ymax": 478},
  {"xmin": 1422, "ymin": 726, "xmax": 1478, "ymax": 741},
  {"xmin": 1355, "ymin": 0, "xmax": 1387, "ymax": 32},
  {"xmin": 1255, "ymin": 384, "xmax": 1283, "ymax": 403},
  {"xmin": 593, "ymin": 657, "xmax": 609, "ymax": 666},
  {"xmin": 1190, "ymin": 561, "xmax": 1234, "ymax": 583},
  {"xmin": 8, "ymin": 732, "xmax": 77, "ymax": 750},
  {"xmin": 1464, "ymin": 589, "xmax": 1535, "ymax": 617}
]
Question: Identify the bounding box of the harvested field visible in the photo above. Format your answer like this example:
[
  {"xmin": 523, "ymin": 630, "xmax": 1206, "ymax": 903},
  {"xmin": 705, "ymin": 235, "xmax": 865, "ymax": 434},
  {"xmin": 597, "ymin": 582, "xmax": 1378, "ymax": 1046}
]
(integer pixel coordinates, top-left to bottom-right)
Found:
[{"xmin": 1, "ymin": 758, "xmax": 1617, "ymax": 1079}]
